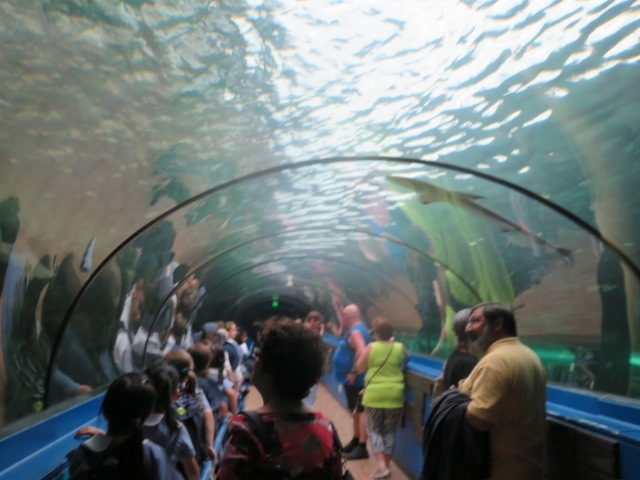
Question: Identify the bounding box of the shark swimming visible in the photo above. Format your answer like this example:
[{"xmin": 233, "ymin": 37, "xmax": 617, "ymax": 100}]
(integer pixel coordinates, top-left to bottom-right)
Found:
[{"xmin": 387, "ymin": 175, "xmax": 573, "ymax": 266}]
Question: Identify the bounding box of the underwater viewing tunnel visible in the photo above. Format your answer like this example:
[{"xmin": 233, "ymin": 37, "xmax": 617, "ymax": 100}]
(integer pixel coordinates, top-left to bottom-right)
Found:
[{"xmin": 2, "ymin": 0, "xmax": 640, "ymax": 478}]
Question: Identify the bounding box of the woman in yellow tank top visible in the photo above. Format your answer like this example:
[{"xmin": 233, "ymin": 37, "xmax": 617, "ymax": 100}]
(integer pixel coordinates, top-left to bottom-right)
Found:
[{"xmin": 355, "ymin": 317, "xmax": 409, "ymax": 479}]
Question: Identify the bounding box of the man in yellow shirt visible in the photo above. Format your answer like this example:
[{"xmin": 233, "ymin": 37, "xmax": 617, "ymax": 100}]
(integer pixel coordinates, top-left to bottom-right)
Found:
[{"xmin": 458, "ymin": 302, "xmax": 546, "ymax": 480}]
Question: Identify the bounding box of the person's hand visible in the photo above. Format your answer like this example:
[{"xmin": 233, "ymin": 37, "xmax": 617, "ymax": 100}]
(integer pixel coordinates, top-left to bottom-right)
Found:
[
  {"xmin": 205, "ymin": 445, "xmax": 217, "ymax": 462},
  {"xmin": 346, "ymin": 372, "xmax": 357, "ymax": 385},
  {"xmin": 75, "ymin": 385, "xmax": 92, "ymax": 395},
  {"xmin": 75, "ymin": 426, "xmax": 104, "ymax": 438}
]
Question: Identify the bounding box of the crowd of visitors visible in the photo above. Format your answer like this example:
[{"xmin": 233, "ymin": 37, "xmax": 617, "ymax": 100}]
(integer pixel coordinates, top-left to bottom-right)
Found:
[{"xmin": 66, "ymin": 297, "xmax": 546, "ymax": 480}]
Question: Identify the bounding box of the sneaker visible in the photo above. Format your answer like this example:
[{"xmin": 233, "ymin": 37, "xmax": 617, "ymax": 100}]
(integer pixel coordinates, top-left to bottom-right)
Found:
[
  {"xmin": 341, "ymin": 438, "xmax": 359, "ymax": 454},
  {"xmin": 343, "ymin": 443, "xmax": 369, "ymax": 460},
  {"xmin": 370, "ymin": 468, "xmax": 391, "ymax": 479}
]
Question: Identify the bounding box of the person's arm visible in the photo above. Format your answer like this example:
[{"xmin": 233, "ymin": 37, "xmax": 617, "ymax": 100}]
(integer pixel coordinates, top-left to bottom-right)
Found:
[
  {"xmin": 203, "ymin": 408, "xmax": 216, "ymax": 460},
  {"xmin": 346, "ymin": 329, "xmax": 368, "ymax": 384},
  {"xmin": 348, "ymin": 328, "xmax": 367, "ymax": 356},
  {"xmin": 331, "ymin": 294, "xmax": 345, "ymax": 330},
  {"xmin": 465, "ymin": 410, "xmax": 492, "ymax": 431},
  {"xmin": 181, "ymin": 457, "xmax": 200, "ymax": 480},
  {"xmin": 226, "ymin": 387, "xmax": 238, "ymax": 415},
  {"xmin": 461, "ymin": 365, "xmax": 499, "ymax": 432},
  {"xmin": 74, "ymin": 425, "xmax": 105, "ymax": 438},
  {"xmin": 223, "ymin": 351, "xmax": 236, "ymax": 384},
  {"xmin": 52, "ymin": 367, "xmax": 89, "ymax": 398},
  {"xmin": 354, "ymin": 344, "xmax": 371, "ymax": 374},
  {"xmin": 119, "ymin": 297, "xmax": 131, "ymax": 326}
]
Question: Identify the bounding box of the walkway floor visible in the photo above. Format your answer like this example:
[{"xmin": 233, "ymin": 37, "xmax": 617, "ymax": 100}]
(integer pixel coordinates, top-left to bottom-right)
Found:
[{"xmin": 244, "ymin": 384, "xmax": 413, "ymax": 480}]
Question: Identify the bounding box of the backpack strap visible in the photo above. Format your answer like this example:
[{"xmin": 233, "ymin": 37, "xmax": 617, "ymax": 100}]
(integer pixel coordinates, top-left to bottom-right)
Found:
[
  {"xmin": 240, "ymin": 411, "xmax": 276, "ymax": 457},
  {"xmin": 330, "ymin": 421, "xmax": 344, "ymax": 453},
  {"xmin": 165, "ymin": 420, "xmax": 184, "ymax": 460},
  {"xmin": 329, "ymin": 422, "xmax": 356, "ymax": 480},
  {"xmin": 240, "ymin": 412, "xmax": 294, "ymax": 480}
]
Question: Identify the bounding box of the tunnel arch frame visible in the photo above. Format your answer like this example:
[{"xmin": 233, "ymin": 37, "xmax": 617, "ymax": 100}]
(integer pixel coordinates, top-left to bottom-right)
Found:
[{"xmin": 43, "ymin": 155, "xmax": 636, "ymax": 407}]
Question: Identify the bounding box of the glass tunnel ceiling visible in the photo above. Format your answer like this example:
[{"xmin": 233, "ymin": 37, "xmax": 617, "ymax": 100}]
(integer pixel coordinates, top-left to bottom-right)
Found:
[{"xmin": 1, "ymin": 0, "xmax": 640, "ymax": 428}]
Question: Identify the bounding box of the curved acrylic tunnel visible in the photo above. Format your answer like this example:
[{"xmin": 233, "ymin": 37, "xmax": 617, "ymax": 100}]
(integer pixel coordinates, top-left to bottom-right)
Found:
[
  {"xmin": 1, "ymin": 0, "xmax": 640, "ymax": 433},
  {"xmin": 43, "ymin": 158, "xmax": 639, "ymax": 408}
]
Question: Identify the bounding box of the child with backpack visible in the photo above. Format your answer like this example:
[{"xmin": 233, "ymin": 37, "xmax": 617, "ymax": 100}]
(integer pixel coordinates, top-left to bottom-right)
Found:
[
  {"xmin": 164, "ymin": 348, "xmax": 216, "ymax": 465},
  {"xmin": 68, "ymin": 372, "xmax": 169, "ymax": 480},
  {"xmin": 189, "ymin": 343, "xmax": 237, "ymax": 423},
  {"xmin": 143, "ymin": 362, "xmax": 200, "ymax": 480}
]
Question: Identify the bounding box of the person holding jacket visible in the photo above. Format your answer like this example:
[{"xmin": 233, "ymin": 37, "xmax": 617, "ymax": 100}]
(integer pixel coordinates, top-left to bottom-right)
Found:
[
  {"xmin": 431, "ymin": 308, "xmax": 478, "ymax": 404},
  {"xmin": 459, "ymin": 302, "xmax": 546, "ymax": 480},
  {"xmin": 355, "ymin": 317, "xmax": 408, "ymax": 479}
]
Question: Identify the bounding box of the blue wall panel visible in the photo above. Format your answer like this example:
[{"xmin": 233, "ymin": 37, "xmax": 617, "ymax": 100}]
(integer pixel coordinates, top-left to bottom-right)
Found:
[{"xmin": 0, "ymin": 395, "xmax": 104, "ymax": 480}]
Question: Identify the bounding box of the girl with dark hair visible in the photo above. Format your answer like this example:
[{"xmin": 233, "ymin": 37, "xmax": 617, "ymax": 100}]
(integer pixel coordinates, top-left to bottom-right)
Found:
[
  {"xmin": 143, "ymin": 362, "xmax": 200, "ymax": 480},
  {"xmin": 218, "ymin": 320, "xmax": 343, "ymax": 480},
  {"xmin": 68, "ymin": 372, "xmax": 168, "ymax": 480},
  {"xmin": 191, "ymin": 343, "xmax": 237, "ymax": 419},
  {"xmin": 164, "ymin": 349, "xmax": 216, "ymax": 465}
]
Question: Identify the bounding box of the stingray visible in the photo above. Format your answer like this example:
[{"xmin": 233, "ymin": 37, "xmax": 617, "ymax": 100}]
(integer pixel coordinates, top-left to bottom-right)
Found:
[{"xmin": 387, "ymin": 175, "xmax": 573, "ymax": 266}]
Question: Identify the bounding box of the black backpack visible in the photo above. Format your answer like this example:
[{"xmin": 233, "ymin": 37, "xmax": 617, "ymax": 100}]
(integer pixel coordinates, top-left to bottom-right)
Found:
[
  {"xmin": 223, "ymin": 341, "xmax": 240, "ymax": 371},
  {"xmin": 173, "ymin": 391, "xmax": 206, "ymax": 463},
  {"xmin": 68, "ymin": 445, "xmax": 121, "ymax": 480}
]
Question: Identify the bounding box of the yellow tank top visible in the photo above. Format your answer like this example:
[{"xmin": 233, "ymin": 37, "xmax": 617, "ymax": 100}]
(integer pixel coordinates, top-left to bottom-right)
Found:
[{"xmin": 362, "ymin": 341, "xmax": 405, "ymax": 409}]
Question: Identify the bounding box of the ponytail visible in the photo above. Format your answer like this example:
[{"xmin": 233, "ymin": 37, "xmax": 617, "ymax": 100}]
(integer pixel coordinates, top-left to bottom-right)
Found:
[
  {"xmin": 97, "ymin": 372, "xmax": 155, "ymax": 480},
  {"xmin": 186, "ymin": 369, "xmax": 198, "ymax": 395},
  {"xmin": 113, "ymin": 423, "xmax": 146, "ymax": 480},
  {"xmin": 164, "ymin": 349, "xmax": 197, "ymax": 396},
  {"xmin": 145, "ymin": 362, "xmax": 180, "ymax": 432}
]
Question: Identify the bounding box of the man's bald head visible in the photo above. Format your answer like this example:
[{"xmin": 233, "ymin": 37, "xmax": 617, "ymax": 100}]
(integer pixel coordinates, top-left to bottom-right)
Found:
[{"xmin": 342, "ymin": 304, "xmax": 361, "ymax": 327}]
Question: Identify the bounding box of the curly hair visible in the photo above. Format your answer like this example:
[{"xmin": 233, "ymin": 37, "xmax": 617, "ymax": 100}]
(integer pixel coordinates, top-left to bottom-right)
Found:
[{"xmin": 258, "ymin": 320, "xmax": 326, "ymax": 400}]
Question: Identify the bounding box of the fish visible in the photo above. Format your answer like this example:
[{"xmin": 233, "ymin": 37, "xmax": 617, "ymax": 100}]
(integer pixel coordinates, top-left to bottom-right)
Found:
[
  {"xmin": 387, "ymin": 175, "xmax": 573, "ymax": 266},
  {"xmin": 80, "ymin": 235, "xmax": 97, "ymax": 272}
]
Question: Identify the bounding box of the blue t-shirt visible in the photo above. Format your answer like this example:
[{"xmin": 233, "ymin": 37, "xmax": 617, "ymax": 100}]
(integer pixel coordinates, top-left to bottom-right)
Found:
[
  {"xmin": 196, "ymin": 387, "xmax": 211, "ymax": 411},
  {"xmin": 198, "ymin": 373, "xmax": 232, "ymax": 412},
  {"xmin": 332, "ymin": 323, "xmax": 371, "ymax": 386}
]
